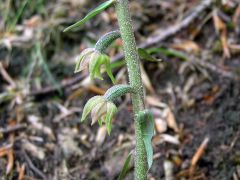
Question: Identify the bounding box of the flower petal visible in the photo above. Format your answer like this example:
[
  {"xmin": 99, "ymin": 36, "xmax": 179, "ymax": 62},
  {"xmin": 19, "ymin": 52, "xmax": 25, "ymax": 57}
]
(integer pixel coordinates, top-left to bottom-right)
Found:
[
  {"xmin": 81, "ymin": 96, "xmax": 104, "ymax": 122},
  {"xmin": 91, "ymin": 101, "xmax": 107, "ymax": 125},
  {"xmin": 105, "ymin": 102, "xmax": 117, "ymax": 134},
  {"xmin": 75, "ymin": 48, "xmax": 95, "ymax": 73},
  {"xmin": 103, "ymin": 55, "xmax": 116, "ymax": 84},
  {"xmin": 89, "ymin": 52, "xmax": 103, "ymax": 80}
]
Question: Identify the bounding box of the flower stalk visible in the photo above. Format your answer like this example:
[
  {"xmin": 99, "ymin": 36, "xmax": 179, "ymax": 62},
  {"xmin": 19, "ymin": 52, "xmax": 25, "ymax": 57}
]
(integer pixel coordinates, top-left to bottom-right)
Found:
[
  {"xmin": 115, "ymin": 0, "xmax": 148, "ymax": 179},
  {"xmin": 64, "ymin": 0, "xmax": 152, "ymax": 178}
]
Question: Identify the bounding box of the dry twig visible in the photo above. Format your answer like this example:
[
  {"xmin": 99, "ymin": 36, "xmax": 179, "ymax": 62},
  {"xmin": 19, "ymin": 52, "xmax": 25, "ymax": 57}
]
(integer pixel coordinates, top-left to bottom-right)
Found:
[
  {"xmin": 22, "ymin": 150, "xmax": 46, "ymax": 179},
  {"xmin": 0, "ymin": 62, "xmax": 16, "ymax": 87},
  {"xmin": 0, "ymin": 124, "xmax": 27, "ymax": 134},
  {"xmin": 190, "ymin": 137, "xmax": 210, "ymax": 176}
]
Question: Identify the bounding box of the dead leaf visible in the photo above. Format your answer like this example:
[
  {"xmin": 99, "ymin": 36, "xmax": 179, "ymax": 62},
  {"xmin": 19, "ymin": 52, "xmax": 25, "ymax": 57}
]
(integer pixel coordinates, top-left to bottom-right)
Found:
[
  {"xmin": 213, "ymin": 10, "xmax": 226, "ymax": 34},
  {"xmin": 190, "ymin": 137, "xmax": 210, "ymax": 175},
  {"xmin": 202, "ymin": 85, "xmax": 220, "ymax": 105},
  {"xmin": 164, "ymin": 160, "xmax": 174, "ymax": 180},
  {"xmin": 220, "ymin": 30, "xmax": 231, "ymax": 58},
  {"xmin": 24, "ymin": 15, "xmax": 42, "ymax": 28},
  {"xmin": 233, "ymin": 5, "xmax": 240, "ymax": 34},
  {"xmin": 153, "ymin": 134, "xmax": 180, "ymax": 145},
  {"xmin": 166, "ymin": 109, "xmax": 179, "ymax": 133},
  {"xmin": 170, "ymin": 154, "xmax": 182, "ymax": 167},
  {"xmin": 18, "ymin": 164, "xmax": 26, "ymax": 180},
  {"xmin": 0, "ymin": 144, "xmax": 12, "ymax": 157},
  {"xmin": 212, "ymin": 9, "xmax": 230, "ymax": 58},
  {"xmin": 6, "ymin": 148, "xmax": 14, "ymax": 175},
  {"xmin": 229, "ymin": 44, "xmax": 240, "ymax": 54},
  {"xmin": 88, "ymin": 85, "xmax": 106, "ymax": 95},
  {"xmin": 0, "ymin": 145, "xmax": 14, "ymax": 175},
  {"xmin": 140, "ymin": 64, "xmax": 155, "ymax": 94},
  {"xmin": 28, "ymin": 115, "xmax": 55, "ymax": 140},
  {"xmin": 22, "ymin": 140, "xmax": 45, "ymax": 160},
  {"xmin": 155, "ymin": 118, "xmax": 167, "ymax": 133},
  {"xmin": 145, "ymin": 96, "xmax": 166, "ymax": 108},
  {"xmin": 0, "ymin": 62, "xmax": 16, "ymax": 87},
  {"xmin": 58, "ymin": 129, "xmax": 83, "ymax": 158},
  {"xmin": 171, "ymin": 40, "xmax": 200, "ymax": 54}
]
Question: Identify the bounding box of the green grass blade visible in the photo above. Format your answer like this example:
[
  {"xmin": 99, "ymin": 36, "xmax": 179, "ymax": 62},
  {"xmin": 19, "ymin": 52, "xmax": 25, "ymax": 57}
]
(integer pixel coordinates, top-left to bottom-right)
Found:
[
  {"xmin": 35, "ymin": 42, "xmax": 62, "ymax": 95},
  {"xmin": 138, "ymin": 48, "xmax": 162, "ymax": 62},
  {"xmin": 118, "ymin": 151, "xmax": 133, "ymax": 180},
  {"xmin": 147, "ymin": 47, "xmax": 188, "ymax": 61},
  {"xmin": 63, "ymin": 0, "xmax": 115, "ymax": 32},
  {"xmin": 8, "ymin": 0, "xmax": 29, "ymax": 32}
]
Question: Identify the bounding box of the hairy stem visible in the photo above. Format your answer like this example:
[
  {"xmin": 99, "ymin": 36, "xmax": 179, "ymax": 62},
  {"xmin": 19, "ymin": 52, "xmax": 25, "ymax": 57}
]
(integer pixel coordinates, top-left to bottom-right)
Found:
[
  {"xmin": 115, "ymin": 0, "xmax": 147, "ymax": 179},
  {"xmin": 95, "ymin": 30, "xmax": 121, "ymax": 53},
  {"xmin": 104, "ymin": 84, "xmax": 133, "ymax": 102}
]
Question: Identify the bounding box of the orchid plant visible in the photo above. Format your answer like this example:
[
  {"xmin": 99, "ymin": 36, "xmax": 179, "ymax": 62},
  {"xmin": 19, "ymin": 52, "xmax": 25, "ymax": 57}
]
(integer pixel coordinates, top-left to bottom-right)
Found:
[{"xmin": 64, "ymin": 0, "xmax": 155, "ymax": 179}]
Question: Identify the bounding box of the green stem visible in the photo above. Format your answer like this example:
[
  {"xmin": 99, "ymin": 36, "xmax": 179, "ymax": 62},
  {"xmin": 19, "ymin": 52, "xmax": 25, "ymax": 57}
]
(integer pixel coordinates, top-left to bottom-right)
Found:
[
  {"xmin": 115, "ymin": 0, "xmax": 147, "ymax": 179},
  {"xmin": 104, "ymin": 84, "xmax": 134, "ymax": 102},
  {"xmin": 95, "ymin": 30, "xmax": 121, "ymax": 53}
]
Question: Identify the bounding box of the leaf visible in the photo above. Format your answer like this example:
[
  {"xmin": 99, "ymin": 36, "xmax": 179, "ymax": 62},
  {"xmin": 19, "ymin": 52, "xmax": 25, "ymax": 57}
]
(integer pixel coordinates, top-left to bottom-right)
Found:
[
  {"xmin": 35, "ymin": 42, "xmax": 62, "ymax": 95},
  {"xmin": 147, "ymin": 47, "xmax": 188, "ymax": 61},
  {"xmin": 63, "ymin": 0, "xmax": 115, "ymax": 32},
  {"xmin": 170, "ymin": 40, "xmax": 200, "ymax": 54},
  {"xmin": 98, "ymin": 119, "xmax": 103, "ymax": 126},
  {"xmin": 81, "ymin": 96, "xmax": 104, "ymax": 122},
  {"xmin": 118, "ymin": 151, "xmax": 133, "ymax": 180},
  {"xmin": 213, "ymin": 9, "xmax": 225, "ymax": 34},
  {"xmin": 166, "ymin": 108, "xmax": 179, "ymax": 133},
  {"xmin": 212, "ymin": 9, "xmax": 230, "ymax": 58},
  {"xmin": 138, "ymin": 110, "xmax": 155, "ymax": 170},
  {"xmin": 138, "ymin": 48, "xmax": 162, "ymax": 62},
  {"xmin": 140, "ymin": 63, "xmax": 155, "ymax": 94}
]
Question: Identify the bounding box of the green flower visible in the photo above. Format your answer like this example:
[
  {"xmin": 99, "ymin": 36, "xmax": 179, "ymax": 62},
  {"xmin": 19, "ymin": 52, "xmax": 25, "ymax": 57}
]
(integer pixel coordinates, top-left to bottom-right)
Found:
[
  {"xmin": 81, "ymin": 96, "xmax": 117, "ymax": 134},
  {"xmin": 75, "ymin": 48, "xmax": 115, "ymax": 83}
]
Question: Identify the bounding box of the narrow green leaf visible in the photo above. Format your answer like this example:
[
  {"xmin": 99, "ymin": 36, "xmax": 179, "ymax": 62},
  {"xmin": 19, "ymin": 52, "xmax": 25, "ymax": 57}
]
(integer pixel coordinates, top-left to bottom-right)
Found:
[
  {"xmin": 7, "ymin": 0, "xmax": 29, "ymax": 32},
  {"xmin": 110, "ymin": 60, "xmax": 125, "ymax": 69},
  {"xmin": 147, "ymin": 47, "xmax": 188, "ymax": 61},
  {"xmin": 35, "ymin": 42, "xmax": 62, "ymax": 95},
  {"xmin": 81, "ymin": 96, "xmax": 104, "ymax": 122},
  {"xmin": 118, "ymin": 151, "xmax": 133, "ymax": 180},
  {"xmin": 138, "ymin": 48, "xmax": 162, "ymax": 62},
  {"xmin": 98, "ymin": 119, "xmax": 103, "ymax": 126},
  {"xmin": 138, "ymin": 110, "xmax": 155, "ymax": 170},
  {"xmin": 63, "ymin": 0, "xmax": 115, "ymax": 32}
]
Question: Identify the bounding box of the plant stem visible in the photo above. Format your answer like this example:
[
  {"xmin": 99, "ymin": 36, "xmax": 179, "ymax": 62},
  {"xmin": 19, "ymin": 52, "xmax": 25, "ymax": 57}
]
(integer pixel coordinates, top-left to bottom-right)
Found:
[{"xmin": 115, "ymin": 0, "xmax": 147, "ymax": 179}]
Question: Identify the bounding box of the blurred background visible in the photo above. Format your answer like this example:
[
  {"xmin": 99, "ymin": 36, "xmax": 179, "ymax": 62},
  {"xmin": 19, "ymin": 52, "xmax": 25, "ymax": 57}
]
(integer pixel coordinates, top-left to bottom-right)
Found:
[{"xmin": 0, "ymin": 0, "xmax": 240, "ymax": 179}]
